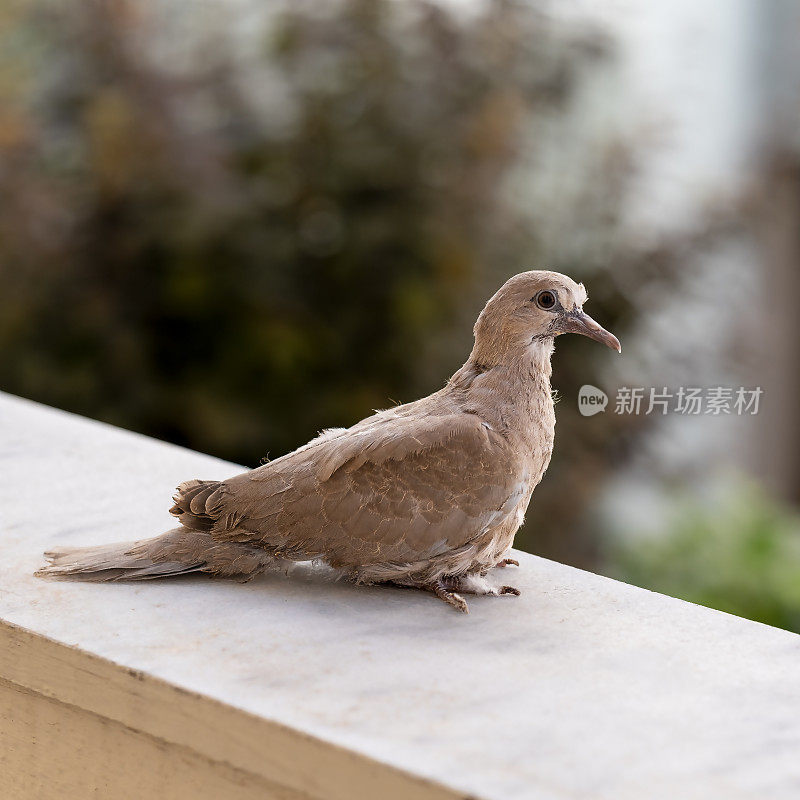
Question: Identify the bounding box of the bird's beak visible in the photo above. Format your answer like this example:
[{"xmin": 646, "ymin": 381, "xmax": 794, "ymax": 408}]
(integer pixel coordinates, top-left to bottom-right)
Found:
[{"xmin": 558, "ymin": 310, "xmax": 621, "ymax": 353}]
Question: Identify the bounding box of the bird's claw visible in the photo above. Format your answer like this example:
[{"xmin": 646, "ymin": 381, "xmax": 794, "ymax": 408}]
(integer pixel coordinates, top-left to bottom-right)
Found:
[
  {"xmin": 436, "ymin": 575, "xmax": 521, "ymax": 603},
  {"xmin": 495, "ymin": 558, "xmax": 520, "ymax": 569}
]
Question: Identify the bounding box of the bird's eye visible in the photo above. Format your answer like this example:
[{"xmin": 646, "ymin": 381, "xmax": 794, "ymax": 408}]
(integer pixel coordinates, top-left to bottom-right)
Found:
[{"xmin": 535, "ymin": 290, "xmax": 557, "ymax": 310}]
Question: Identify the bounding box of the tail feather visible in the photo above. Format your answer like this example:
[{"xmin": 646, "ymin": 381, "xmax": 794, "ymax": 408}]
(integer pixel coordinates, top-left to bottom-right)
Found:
[
  {"xmin": 35, "ymin": 528, "xmax": 279, "ymax": 582},
  {"xmin": 169, "ymin": 479, "xmax": 226, "ymax": 531}
]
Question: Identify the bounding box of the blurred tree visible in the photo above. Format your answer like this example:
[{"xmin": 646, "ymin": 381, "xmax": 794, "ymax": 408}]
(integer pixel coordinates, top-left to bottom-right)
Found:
[
  {"xmin": 0, "ymin": 0, "xmax": 599, "ymax": 459},
  {"xmin": 751, "ymin": 1, "xmax": 800, "ymax": 507}
]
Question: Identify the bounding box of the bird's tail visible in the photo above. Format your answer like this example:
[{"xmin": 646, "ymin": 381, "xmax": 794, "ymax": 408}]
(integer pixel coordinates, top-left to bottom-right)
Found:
[{"xmin": 35, "ymin": 527, "xmax": 279, "ymax": 582}]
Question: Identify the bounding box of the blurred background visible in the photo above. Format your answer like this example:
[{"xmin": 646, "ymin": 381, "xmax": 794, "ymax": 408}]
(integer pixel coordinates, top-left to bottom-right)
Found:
[{"xmin": 2, "ymin": 0, "xmax": 799, "ymax": 630}]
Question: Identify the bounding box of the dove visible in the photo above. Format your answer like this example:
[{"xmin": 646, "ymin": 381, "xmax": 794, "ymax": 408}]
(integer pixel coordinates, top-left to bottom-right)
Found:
[{"xmin": 37, "ymin": 270, "xmax": 620, "ymax": 612}]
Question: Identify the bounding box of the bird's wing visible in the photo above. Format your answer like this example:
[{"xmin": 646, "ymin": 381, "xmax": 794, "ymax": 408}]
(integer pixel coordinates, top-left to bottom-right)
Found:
[{"xmin": 197, "ymin": 412, "xmax": 524, "ymax": 568}]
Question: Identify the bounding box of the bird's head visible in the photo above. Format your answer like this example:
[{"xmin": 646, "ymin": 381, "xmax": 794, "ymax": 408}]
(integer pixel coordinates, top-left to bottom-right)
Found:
[{"xmin": 472, "ymin": 270, "xmax": 621, "ymax": 364}]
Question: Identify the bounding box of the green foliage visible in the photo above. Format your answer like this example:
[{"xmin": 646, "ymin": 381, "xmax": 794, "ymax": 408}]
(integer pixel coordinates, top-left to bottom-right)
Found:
[{"xmin": 604, "ymin": 484, "xmax": 800, "ymax": 633}]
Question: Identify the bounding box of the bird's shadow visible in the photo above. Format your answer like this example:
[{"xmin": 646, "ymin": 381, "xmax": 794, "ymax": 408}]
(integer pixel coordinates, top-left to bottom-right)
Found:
[{"xmin": 152, "ymin": 561, "xmax": 432, "ymax": 615}]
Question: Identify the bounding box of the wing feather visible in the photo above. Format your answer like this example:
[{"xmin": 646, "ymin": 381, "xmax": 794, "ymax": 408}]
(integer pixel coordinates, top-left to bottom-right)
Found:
[{"xmin": 197, "ymin": 412, "xmax": 521, "ymax": 569}]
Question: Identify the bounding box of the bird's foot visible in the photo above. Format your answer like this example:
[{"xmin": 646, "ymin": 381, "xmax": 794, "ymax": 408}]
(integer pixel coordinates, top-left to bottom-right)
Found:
[
  {"xmin": 444, "ymin": 574, "xmax": 521, "ymax": 599},
  {"xmin": 430, "ymin": 579, "xmax": 469, "ymax": 613},
  {"xmin": 480, "ymin": 557, "xmax": 520, "ymax": 576},
  {"xmin": 420, "ymin": 574, "xmax": 521, "ymax": 612}
]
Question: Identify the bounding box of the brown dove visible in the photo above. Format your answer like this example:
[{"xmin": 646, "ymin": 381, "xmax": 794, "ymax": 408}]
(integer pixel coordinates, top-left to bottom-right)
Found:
[{"xmin": 37, "ymin": 270, "xmax": 620, "ymax": 612}]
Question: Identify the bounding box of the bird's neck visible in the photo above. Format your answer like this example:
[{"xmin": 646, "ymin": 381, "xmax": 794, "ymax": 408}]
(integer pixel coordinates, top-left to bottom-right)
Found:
[{"xmin": 448, "ymin": 339, "xmax": 556, "ymax": 448}]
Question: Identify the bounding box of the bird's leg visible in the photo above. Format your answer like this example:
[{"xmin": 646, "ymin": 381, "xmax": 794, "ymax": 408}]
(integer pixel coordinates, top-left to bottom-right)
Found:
[
  {"xmin": 395, "ymin": 573, "xmax": 520, "ymax": 613},
  {"xmin": 445, "ymin": 574, "xmax": 521, "ymax": 598},
  {"xmin": 429, "ymin": 578, "xmax": 469, "ymax": 613}
]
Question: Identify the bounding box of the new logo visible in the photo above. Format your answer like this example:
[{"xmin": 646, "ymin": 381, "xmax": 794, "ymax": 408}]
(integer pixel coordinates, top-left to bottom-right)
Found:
[{"xmin": 578, "ymin": 384, "xmax": 608, "ymax": 416}]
